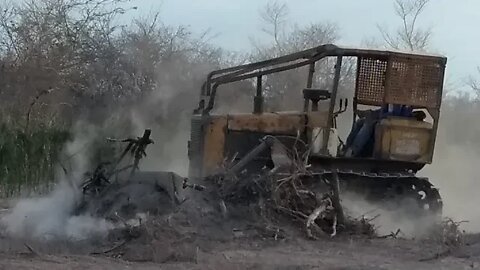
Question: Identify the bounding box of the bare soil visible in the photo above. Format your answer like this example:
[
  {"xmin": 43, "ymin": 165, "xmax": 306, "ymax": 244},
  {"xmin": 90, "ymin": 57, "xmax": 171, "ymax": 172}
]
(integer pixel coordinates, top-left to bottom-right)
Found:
[
  {"xmin": 1, "ymin": 234, "xmax": 480, "ymax": 269},
  {"xmin": 1, "ymin": 177, "xmax": 478, "ymax": 270},
  {"xmin": 1, "ymin": 198, "xmax": 480, "ymax": 270}
]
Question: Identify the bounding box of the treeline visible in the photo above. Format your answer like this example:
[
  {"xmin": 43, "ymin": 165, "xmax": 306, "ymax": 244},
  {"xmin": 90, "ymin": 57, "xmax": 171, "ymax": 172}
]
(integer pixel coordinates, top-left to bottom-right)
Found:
[
  {"xmin": 0, "ymin": 0, "xmax": 229, "ymax": 195},
  {"xmin": 0, "ymin": 0, "xmax": 477, "ymax": 196}
]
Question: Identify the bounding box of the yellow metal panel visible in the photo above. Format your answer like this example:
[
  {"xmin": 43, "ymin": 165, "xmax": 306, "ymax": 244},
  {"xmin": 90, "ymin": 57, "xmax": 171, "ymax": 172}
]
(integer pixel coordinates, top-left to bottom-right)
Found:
[
  {"xmin": 374, "ymin": 125, "xmax": 391, "ymax": 157},
  {"xmin": 389, "ymin": 129, "xmax": 431, "ymax": 162},
  {"xmin": 375, "ymin": 118, "xmax": 433, "ymax": 163},
  {"xmin": 203, "ymin": 116, "xmax": 227, "ymax": 175},
  {"xmin": 380, "ymin": 117, "xmax": 433, "ymax": 129},
  {"xmin": 227, "ymin": 113, "xmax": 305, "ymax": 134}
]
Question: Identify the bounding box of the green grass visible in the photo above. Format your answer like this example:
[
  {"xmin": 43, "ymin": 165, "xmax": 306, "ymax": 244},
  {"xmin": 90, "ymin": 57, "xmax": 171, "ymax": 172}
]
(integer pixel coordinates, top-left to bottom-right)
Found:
[{"xmin": 0, "ymin": 123, "xmax": 70, "ymax": 197}]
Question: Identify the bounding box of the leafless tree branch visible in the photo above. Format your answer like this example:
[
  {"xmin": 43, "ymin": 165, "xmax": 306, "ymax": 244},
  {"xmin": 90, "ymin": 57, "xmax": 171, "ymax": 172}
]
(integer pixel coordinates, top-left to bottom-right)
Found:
[
  {"xmin": 467, "ymin": 67, "xmax": 480, "ymax": 99},
  {"xmin": 259, "ymin": 1, "xmax": 289, "ymax": 50},
  {"xmin": 378, "ymin": 0, "xmax": 431, "ymax": 51}
]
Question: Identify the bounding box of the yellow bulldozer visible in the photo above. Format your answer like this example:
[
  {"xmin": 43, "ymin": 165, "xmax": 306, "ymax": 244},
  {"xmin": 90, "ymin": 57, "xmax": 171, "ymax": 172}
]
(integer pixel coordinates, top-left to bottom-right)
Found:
[{"xmin": 187, "ymin": 44, "xmax": 446, "ymax": 216}]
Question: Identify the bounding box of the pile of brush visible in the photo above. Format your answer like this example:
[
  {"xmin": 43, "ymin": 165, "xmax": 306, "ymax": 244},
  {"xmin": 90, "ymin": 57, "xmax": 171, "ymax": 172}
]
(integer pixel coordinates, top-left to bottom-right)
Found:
[{"xmin": 206, "ymin": 137, "xmax": 375, "ymax": 239}]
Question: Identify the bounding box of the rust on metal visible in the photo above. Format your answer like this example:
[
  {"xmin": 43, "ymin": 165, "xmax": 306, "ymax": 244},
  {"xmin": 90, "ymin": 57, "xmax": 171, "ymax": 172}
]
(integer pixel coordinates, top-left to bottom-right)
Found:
[
  {"xmin": 227, "ymin": 113, "xmax": 305, "ymax": 134},
  {"xmin": 355, "ymin": 56, "xmax": 388, "ymax": 106},
  {"xmin": 385, "ymin": 55, "xmax": 444, "ymax": 108},
  {"xmin": 202, "ymin": 116, "xmax": 228, "ymax": 173},
  {"xmin": 356, "ymin": 54, "xmax": 445, "ymax": 108},
  {"xmin": 198, "ymin": 44, "xmax": 446, "ymax": 114}
]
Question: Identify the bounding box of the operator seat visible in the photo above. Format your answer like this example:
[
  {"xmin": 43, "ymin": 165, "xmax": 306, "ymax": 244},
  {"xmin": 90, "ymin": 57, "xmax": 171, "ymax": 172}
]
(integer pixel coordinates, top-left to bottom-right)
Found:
[{"xmin": 303, "ymin": 88, "xmax": 330, "ymax": 111}]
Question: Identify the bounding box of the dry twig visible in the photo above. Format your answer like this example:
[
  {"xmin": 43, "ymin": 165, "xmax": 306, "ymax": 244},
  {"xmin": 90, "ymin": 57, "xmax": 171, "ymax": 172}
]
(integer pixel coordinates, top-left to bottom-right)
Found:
[
  {"xmin": 377, "ymin": 229, "xmax": 402, "ymax": 239},
  {"xmin": 440, "ymin": 218, "xmax": 467, "ymax": 247},
  {"xmin": 23, "ymin": 243, "xmax": 39, "ymax": 257},
  {"xmin": 91, "ymin": 241, "xmax": 127, "ymax": 255}
]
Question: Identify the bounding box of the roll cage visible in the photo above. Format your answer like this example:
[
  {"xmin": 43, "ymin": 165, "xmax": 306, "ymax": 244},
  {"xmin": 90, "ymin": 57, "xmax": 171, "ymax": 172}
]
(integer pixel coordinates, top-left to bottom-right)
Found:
[{"xmin": 195, "ymin": 43, "xmax": 447, "ymax": 153}]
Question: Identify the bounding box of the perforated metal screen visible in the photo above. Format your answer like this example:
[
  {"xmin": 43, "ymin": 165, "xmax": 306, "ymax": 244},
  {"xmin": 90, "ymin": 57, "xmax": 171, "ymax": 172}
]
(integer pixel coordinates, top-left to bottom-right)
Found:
[
  {"xmin": 356, "ymin": 57, "xmax": 388, "ymax": 106},
  {"xmin": 355, "ymin": 54, "xmax": 445, "ymax": 108}
]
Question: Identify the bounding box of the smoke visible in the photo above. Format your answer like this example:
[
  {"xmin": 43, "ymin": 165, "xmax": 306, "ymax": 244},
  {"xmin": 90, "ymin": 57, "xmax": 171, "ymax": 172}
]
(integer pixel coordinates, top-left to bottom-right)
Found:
[
  {"xmin": 0, "ymin": 181, "xmax": 115, "ymax": 241},
  {"xmin": 0, "ymin": 123, "xmax": 117, "ymax": 241},
  {"xmin": 126, "ymin": 82, "xmax": 192, "ymax": 177},
  {"xmin": 128, "ymin": 100, "xmax": 191, "ymax": 176},
  {"xmin": 0, "ymin": 56, "xmax": 210, "ymax": 241},
  {"xmin": 0, "ymin": 45, "xmax": 218, "ymax": 242}
]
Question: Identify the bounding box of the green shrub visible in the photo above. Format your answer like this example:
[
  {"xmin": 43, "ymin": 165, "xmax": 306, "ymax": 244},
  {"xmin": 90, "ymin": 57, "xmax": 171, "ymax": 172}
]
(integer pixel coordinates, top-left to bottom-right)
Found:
[{"xmin": 0, "ymin": 123, "xmax": 70, "ymax": 197}]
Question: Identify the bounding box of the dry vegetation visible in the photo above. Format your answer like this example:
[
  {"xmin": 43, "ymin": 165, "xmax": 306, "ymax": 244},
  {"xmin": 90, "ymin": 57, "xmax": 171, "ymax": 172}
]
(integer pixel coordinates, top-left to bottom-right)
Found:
[
  {"xmin": 0, "ymin": 0, "xmax": 477, "ymax": 231},
  {"xmin": 0, "ymin": 1, "xmax": 478, "ymax": 269},
  {"xmin": 0, "ymin": 0, "xmax": 352, "ymax": 195}
]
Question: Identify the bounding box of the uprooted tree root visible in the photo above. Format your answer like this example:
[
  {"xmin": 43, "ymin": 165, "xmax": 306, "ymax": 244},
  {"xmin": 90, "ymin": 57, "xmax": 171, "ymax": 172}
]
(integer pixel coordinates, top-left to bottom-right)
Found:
[{"xmin": 205, "ymin": 139, "xmax": 376, "ymax": 240}]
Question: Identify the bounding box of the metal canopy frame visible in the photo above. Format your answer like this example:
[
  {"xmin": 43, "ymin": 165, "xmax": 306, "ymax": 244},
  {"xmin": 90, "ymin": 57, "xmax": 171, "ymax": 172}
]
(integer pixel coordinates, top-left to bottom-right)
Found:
[
  {"xmin": 196, "ymin": 44, "xmax": 446, "ymax": 115},
  {"xmin": 195, "ymin": 43, "xmax": 447, "ymax": 157}
]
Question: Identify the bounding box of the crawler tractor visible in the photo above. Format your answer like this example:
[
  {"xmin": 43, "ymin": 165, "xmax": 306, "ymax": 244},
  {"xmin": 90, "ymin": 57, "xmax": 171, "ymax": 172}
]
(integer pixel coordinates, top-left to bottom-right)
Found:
[{"xmin": 187, "ymin": 44, "xmax": 446, "ymax": 216}]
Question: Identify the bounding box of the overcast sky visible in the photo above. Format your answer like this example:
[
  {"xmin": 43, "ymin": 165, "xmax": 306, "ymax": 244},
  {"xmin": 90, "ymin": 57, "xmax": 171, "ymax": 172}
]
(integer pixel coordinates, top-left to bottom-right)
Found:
[{"xmin": 128, "ymin": 0, "xmax": 479, "ymax": 92}]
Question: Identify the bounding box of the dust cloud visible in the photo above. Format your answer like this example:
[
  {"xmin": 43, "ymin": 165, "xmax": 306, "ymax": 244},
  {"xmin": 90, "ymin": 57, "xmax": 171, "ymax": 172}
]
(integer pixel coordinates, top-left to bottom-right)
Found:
[
  {"xmin": 0, "ymin": 66, "xmax": 203, "ymax": 240},
  {"xmin": 342, "ymin": 192, "xmax": 438, "ymax": 238},
  {"xmin": 340, "ymin": 136, "xmax": 480, "ymax": 236},
  {"xmin": 340, "ymin": 141, "xmax": 479, "ymax": 236},
  {"xmin": 421, "ymin": 144, "xmax": 479, "ymax": 232},
  {"xmin": 0, "ymin": 180, "xmax": 115, "ymax": 241},
  {"xmin": 0, "ymin": 124, "xmax": 115, "ymax": 241},
  {"xmin": 129, "ymin": 106, "xmax": 191, "ymax": 177}
]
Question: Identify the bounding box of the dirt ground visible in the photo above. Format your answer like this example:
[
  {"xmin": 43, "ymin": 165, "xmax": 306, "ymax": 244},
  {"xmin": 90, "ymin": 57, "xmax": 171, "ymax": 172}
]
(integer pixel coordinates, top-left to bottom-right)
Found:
[
  {"xmin": 0, "ymin": 177, "xmax": 477, "ymax": 270},
  {"xmin": 1, "ymin": 199, "xmax": 479, "ymax": 270},
  {"xmin": 0, "ymin": 234, "xmax": 480, "ymax": 270}
]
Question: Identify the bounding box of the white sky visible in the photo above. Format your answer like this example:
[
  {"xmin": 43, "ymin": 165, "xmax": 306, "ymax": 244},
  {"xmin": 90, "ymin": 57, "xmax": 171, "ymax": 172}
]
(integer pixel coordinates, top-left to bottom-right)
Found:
[{"xmin": 128, "ymin": 0, "xmax": 480, "ymax": 92}]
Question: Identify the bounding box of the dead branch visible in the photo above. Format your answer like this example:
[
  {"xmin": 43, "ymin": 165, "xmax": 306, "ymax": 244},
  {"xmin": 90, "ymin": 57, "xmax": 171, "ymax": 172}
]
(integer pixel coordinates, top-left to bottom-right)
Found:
[
  {"xmin": 366, "ymin": 214, "xmax": 381, "ymax": 223},
  {"xmin": 306, "ymin": 197, "xmax": 334, "ymax": 239},
  {"xmin": 23, "ymin": 243, "xmax": 39, "ymax": 257},
  {"xmin": 377, "ymin": 229, "xmax": 402, "ymax": 239},
  {"xmin": 276, "ymin": 206, "xmax": 308, "ymax": 219},
  {"xmin": 331, "ymin": 215, "xmax": 338, "ymax": 237},
  {"xmin": 329, "ymin": 171, "xmax": 345, "ymax": 225},
  {"xmin": 209, "ymin": 135, "xmax": 353, "ymax": 239},
  {"xmin": 377, "ymin": 0, "xmax": 431, "ymax": 51},
  {"xmin": 25, "ymin": 88, "xmax": 53, "ymax": 132},
  {"xmin": 22, "ymin": 243, "xmax": 62, "ymax": 263},
  {"xmin": 182, "ymin": 178, "xmax": 206, "ymax": 191},
  {"xmin": 306, "ymin": 205, "xmax": 325, "ymax": 239},
  {"xmin": 442, "ymin": 218, "xmax": 467, "ymax": 247},
  {"xmin": 91, "ymin": 240, "xmax": 127, "ymax": 255}
]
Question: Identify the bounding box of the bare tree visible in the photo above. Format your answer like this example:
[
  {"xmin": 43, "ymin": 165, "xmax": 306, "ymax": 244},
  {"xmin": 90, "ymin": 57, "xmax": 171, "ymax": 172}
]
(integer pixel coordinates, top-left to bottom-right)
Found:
[
  {"xmin": 251, "ymin": 2, "xmax": 355, "ymax": 112},
  {"xmin": 467, "ymin": 67, "xmax": 480, "ymax": 99},
  {"xmin": 260, "ymin": 1, "xmax": 289, "ymax": 49},
  {"xmin": 378, "ymin": 0, "xmax": 431, "ymax": 51},
  {"xmin": 0, "ymin": 0, "xmax": 138, "ymax": 125}
]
